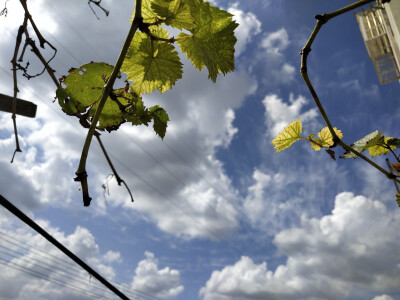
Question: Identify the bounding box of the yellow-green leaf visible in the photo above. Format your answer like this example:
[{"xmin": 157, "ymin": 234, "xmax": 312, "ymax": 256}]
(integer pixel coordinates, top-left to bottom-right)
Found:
[
  {"xmin": 342, "ymin": 130, "xmax": 381, "ymax": 159},
  {"xmin": 368, "ymin": 136, "xmax": 396, "ymax": 157},
  {"xmin": 272, "ymin": 120, "xmax": 302, "ymax": 153},
  {"xmin": 151, "ymin": 0, "xmax": 194, "ymax": 30},
  {"xmin": 310, "ymin": 127, "xmax": 343, "ymax": 151},
  {"xmin": 121, "ymin": 27, "xmax": 183, "ymax": 94},
  {"xmin": 176, "ymin": 0, "xmax": 238, "ymax": 82}
]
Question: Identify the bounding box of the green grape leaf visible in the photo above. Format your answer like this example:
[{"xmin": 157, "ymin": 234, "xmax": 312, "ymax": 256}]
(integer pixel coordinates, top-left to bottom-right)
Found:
[
  {"xmin": 123, "ymin": 92, "xmax": 169, "ymax": 139},
  {"xmin": 125, "ymin": 97, "xmax": 152, "ymax": 126},
  {"xmin": 176, "ymin": 0, "xmax": 238, "ymax": 82},
  {"xmin": 56, "ymin": 62, "xmax": 168, "ymax": 137},
  {"xmin": 310, "ymin": 127, "xmax": 343, "ymax": 151},
  {"xmin": 56, "ymin": 62, "xmax": 113, "ymax": 115},
  {"xmin": 56, "ymin": 62, "xmax": 133, "ymax": 131},
  {"xmin": 272, "ymin": 120, "xmax": 302, "ymax": 153},
  {"xmin": 121, "ymin": 26, "xmax": 183, "ymax": 94},
  {"xmin": 387, "ymin": 138, "xmax": 400, "ymax": 149},
  {"xmin": 138, "ymin": 0, "xmax": 159, "ymax": 23},
  {"xmin": 342, "ymin": 130, "xmax": 381, "ymax": 159},
  {"xmin": 368, "ymin": 136, "xmax": 396, "ymax": 157},
  {"xmin": 150, "ymin": 105, "xmax": 169, "ymax": 139},
  {"xmin": 151, "ymin": 0, "xmax": 194, "ymax": 30},
  {"xmin": 88, "ymin": 88, "xmax": 134, "ymax": 131}
]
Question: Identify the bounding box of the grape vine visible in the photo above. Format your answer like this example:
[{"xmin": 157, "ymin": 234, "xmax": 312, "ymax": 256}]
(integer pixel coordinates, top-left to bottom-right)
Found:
[
  {"xmin": 271, "ymin": 0, "xmax": 400, "ymax": 206},
  {"xmin": 7, "ymin": 0, "xmax": 238, "ymax": 206}
]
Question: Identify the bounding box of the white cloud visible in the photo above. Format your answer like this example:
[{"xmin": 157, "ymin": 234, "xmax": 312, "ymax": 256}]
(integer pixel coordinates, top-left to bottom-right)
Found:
[
  {"xmin": 0, "ymin": 92, "xmax": 87, "ymax": 209},
  {"xmin": 201, "ymin": 192, "xmax": 400, "ymax": 300},
  {"xmin": 0, "ymin": 0, "xmax": 58, "ymax": 37},
  {"xmin": 0, "ymin": 214, "xmax": 123, "ymax": 300},
  {"xmin": 263, "ymin": 93, "xmax": 318, "ymax": 137},
  {"xmin": 372, "ymin": 295, "xmax": 395, "ymax": 300},
  {"xmin": 131, "ymin": 251, "xmax": 184, "ymax": 299},
  {"xmin": 103, "ymin": 250, "xmax": 123, "ymax": 264},
  {"xmin": 253, "ymin": 28, "xmax": 296, "ymax": 85},
  {"xmin": 261, "ymin": 28, "xmax": 289, "ymax": 55},
  {"xmin": 243, "ymin": 169, "xmax": 282, "ymax": 225},
  {"xmin": 228, "ymin": 3, "xmax": 262, "ymax": 57}
]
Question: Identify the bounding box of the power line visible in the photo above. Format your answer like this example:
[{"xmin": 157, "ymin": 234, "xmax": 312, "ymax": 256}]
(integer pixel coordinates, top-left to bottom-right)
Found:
[
  {"xmin": 0, "ymin": 230, "xmax": 162, "ymax": 300},
  {"xmin": 0, "ymin": 194, "xmax": 131, "ymax": 300},
  {"xmin": 0, "ymin": 258, "xmax": 118, "ymax": 300}
]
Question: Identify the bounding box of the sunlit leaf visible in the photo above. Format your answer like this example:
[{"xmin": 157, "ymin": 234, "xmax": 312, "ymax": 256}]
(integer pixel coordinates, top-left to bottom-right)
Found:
[
  {"xmin": 176, "ymin": 0, "xmax": 238, "ymax": 82},
  {"xmin": 56, "ymin": 62, "xmax": 169, "ymax": 136},
  {"xmin": 137, "ymin": 0, "xmax": 159, "ymax": 23},
  {"xmin": 342, "ymin": 131, "xmax": 381, "ymax": 158},
  {"xmin": 310, "ymin": 127, "xmax": 343, "ymax": 151},
  {"xmin": 272, "ymin": 120, "xmax": 302, "ymax": 153},
  {"xmin": 151, "ymin": 0, "xmax": 194, "ymax": 30},
  {"xmin": 121, "ymin": 26, "xmax": 183, "ymax": 94},
  {"xmin": 56, "ymin": 62, "xmax": 113, "ymax": 115},
  {"xmin": 368, "ymin": 136, "xmax": 396, "ymax": 157}
]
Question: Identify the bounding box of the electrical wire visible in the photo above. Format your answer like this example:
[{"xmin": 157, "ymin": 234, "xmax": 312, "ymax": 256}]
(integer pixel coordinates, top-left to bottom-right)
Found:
[
  {"xmin": 0, "ymin": 258, "xmax": 118, "ymax": 300},
  {"xmin": 0, "ymin": 229, "xmax": 161, "ymax": 300}
]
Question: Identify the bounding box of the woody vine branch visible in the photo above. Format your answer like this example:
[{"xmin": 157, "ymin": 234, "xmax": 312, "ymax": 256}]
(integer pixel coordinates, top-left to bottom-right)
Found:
[{"xmin": 299, "ymin": 0, "xmax": 400, "ymax": 187}]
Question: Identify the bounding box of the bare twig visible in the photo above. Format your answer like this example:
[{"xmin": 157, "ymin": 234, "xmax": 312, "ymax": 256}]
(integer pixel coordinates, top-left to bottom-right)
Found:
[
  {"xmin": 1, "ymin": 0, "xmax": 8, "ymax": 17},
  {"xmin": 9, "ymin": 0, "xmax": 58, "ymax": 162},
  {"xmin": 88, "ymin": 0, "xmax": 109, "ymax": 19},
  {"xmin": 19, "ymin": 0, "xmax": 56, "ymax": 50},
  {"xmin": 25, "ymin": 38, "xmax": 59, "ymax": 86},
  {"xmin": 95, "ymin": 132, "xmax": 134, "ymax": 202},
  {"xmin": 16, "ymin": 2, "xmax": 57, "ymax": 82},
  {"xmin": 300, "ymin": 0, "xmax": 400, "ymax": 185},
  {"xmin": 10, "ymin": 17, "xmax": 28, "ymax": 163}
]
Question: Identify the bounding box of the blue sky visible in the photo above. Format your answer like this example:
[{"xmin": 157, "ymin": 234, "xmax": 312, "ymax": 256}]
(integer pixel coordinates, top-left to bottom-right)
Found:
[{"xmin": 1, "ymin": 0, "xmax": 400, "ymax": 299}]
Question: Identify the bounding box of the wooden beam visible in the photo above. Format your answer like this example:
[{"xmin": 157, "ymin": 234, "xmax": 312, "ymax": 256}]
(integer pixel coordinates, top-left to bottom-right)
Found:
[{"xmin": 0, "ymin": 93, "xmax": 37, "ymax": 118}]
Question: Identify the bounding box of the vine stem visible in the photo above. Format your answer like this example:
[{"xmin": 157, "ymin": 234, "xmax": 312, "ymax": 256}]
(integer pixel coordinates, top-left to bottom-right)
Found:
[
  {"xmin": 300, "ymin": 0, "xmax": 400, "ymax": 184},
  {"xmin": 10, "ymin": 16, "xmax": 28, "ymax": 163},
  {"xmin": 94, "ymin": 132, "xmax": 134, "ymax": 202},
  {"xmin": 75, "ymin": 0, "xmax": 142, "ymax": 206}
]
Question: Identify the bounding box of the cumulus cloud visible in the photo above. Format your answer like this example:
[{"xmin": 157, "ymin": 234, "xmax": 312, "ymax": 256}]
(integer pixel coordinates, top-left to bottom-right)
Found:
[
  {"xmin": 263, "ymin": 93, "xmax": 318, "ymax": 137},
  {"xmin": 201, "ymin": 192, "xmax": 400, "ymax": 300},
  {"xmin": 261, "ymin": 28, "xmax": 289, "ymax": 55},
  {"xmin": 103, "ymin": 250, "xmax": 123, "ymax": 264},
  {"xmin": 372, "ymin": 295, "xmax": 395, "ymax": 300},
  {"xmin": 0, "ymin": 91, "xmax": 87, "ymax": 209},
  {"xmin": 243, "ymin": 169, "xmax": 283, "ymax": 226},
  {"xmin": 251, "ymin": 28, "xmax": 296, "ymax": 84},
  {"xmin": 0, "ymin": 213, "xmax": 122, "ymax": 300},
  {"xmin": 131, "ymin": 251, "xmax": 184, "ymax": 299},
  {"xmin": 97, "ymin": 62, "xmax": 254, "ymax": 239},
  {"xmin": 228, "ymin": 3, "xmax": 262, "ymax": 57},
  {"xmin": 242, "ymin": 168, "xmax": 313, "ymax": 234}
]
